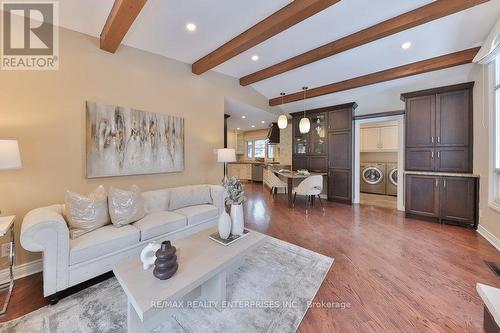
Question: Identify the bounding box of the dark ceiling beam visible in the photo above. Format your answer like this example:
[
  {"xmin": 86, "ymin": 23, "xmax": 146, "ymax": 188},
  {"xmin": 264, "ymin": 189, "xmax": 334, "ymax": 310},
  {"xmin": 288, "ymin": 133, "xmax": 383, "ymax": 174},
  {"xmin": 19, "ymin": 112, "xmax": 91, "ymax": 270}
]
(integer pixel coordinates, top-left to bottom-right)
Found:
[
  {"xmin": 100, "ymin": 0, "xmax": 148, "ymax": 53},
  {"xmin": 191, "ymin": 0, "xmax": 340, "ymax": 75},
  {"xmin": 269, "ymin": 47, "xmax": 480, "ymax": 106},
  {"xmin": 242, "ymin": 0, "xmax": 489, "ymax": 86}
]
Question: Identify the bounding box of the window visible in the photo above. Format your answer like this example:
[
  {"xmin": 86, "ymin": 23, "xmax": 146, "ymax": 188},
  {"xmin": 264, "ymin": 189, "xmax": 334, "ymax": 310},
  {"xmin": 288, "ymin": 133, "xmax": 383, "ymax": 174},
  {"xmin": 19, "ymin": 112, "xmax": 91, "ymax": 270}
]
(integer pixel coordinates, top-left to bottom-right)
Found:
[
  {"xmin": 267, "ymin": 145, "xmax": 275, "ymax": 159},
  {"xmin": 253, "ymin": 140, "xmax": 266, "ymax": 158},
  {"xmin": 246, "ymin": 141, "xmax": 252, "ymax": 159},
  {"xmin": 246, "ymin": 139, "xmax": 276, "ymax": 159},
  {"xmin": 491, "ymin": 54, "xmax": 500, "ymax": 211}
]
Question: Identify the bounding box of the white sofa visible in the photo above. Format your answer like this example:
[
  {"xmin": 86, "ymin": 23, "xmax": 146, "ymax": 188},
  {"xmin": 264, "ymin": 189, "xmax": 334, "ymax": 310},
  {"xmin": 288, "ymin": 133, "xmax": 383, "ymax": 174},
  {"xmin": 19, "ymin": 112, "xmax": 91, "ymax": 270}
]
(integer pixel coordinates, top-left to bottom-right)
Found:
[{"xmin": 20, "ymin": 184, "xmax": 224, "ymax": 302}]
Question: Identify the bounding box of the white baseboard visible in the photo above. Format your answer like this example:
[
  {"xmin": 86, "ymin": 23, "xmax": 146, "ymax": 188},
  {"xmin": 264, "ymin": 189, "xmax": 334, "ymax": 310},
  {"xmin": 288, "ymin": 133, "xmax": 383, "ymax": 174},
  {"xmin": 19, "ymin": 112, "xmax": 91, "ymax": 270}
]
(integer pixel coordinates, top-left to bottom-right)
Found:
[
  {"xmin": 477, "ymin": 225, "xmax": 500, "ymax": 252},
  {"xmin": 0, "ymin": 259, "xmax": 42, "ymax": 285}
]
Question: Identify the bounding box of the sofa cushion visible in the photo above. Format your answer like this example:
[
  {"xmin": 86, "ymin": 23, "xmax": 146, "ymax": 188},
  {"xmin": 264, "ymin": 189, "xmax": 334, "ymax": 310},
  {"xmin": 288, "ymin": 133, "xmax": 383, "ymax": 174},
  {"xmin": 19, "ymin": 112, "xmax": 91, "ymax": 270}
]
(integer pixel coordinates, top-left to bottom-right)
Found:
[
  {"xmin": 169, "ymin": 185, "xmax": 212, "ymax": 211},
  {"xmin": 108, "ymin": 185, "xmax": 146, "ymax": 227},
  {"xmin": 69, "ymin": 225, "xmax": 140, "ymax": 265},
  {"xmin": 173, "ymin": 204, "xmax": 218, "ymax": 226},
  {"xmin": 133, "ymin": 211, "xmax": 187, "ymax": 241},
  {"xmin": 142, "ymin": 189, "xmax": 170, "ymax": 213}
]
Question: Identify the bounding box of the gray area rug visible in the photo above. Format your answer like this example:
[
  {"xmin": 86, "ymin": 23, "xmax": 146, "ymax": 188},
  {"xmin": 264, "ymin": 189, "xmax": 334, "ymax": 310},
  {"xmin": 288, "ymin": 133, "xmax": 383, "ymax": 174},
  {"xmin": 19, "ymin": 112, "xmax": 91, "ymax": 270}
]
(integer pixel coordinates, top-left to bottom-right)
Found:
[{"xmin": 1, "ymin": 237, "xmax": 333, "ymax": 333}]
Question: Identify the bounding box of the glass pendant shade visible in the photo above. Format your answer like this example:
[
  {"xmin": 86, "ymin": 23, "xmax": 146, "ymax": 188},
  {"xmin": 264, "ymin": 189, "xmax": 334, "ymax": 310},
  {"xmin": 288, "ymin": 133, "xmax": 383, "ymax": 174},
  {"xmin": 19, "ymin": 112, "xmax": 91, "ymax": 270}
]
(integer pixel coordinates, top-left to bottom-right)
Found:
[
  {"xmin": 278, "ymin": 115, "xmax": 288, "ymax": 129},
  {"xmin": 299, "ymin": 117, "xmax": 310, "ymax": 134}
]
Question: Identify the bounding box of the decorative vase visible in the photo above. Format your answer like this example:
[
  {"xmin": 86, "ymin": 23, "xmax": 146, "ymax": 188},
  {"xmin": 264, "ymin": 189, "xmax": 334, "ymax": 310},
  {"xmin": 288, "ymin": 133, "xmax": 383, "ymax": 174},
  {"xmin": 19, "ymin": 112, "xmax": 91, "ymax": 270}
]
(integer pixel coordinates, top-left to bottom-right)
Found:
[
  {"xmin": 218, "ymin": 210, "xmax": 232, "ymax": 239},
  {"xmin": 153, "ymin": 241, "xmax": 178, "ymax": 280},
  {"xmin": 230, "ymin": 204, "xmax": 244, "ymax": 236}
]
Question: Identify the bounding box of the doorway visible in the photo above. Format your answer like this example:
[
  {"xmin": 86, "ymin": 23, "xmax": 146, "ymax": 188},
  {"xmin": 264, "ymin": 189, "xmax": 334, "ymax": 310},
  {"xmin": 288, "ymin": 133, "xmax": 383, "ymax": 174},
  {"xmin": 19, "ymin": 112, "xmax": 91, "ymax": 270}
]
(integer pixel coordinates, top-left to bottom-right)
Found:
[{"xmin": 353, "ymin": 114, "xmax": 404, "ymax": 211}]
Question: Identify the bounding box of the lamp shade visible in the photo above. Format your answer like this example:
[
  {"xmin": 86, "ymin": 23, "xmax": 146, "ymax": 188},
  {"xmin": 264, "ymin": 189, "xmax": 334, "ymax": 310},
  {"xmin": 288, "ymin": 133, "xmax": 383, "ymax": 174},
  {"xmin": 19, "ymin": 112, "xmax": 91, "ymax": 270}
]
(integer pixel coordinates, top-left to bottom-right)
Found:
[
  {"xmin": 0, "ymin": 139, "xmax": 22, "ymax": 170},
  {"xmin": 217, "ymin": 148, "xmax": 236, "ymax": 163},
  {"xmin": 299, "ymin": 117, "xmax": 310, "ymax": 134},
  {"xmin": 277, "ymin": 115, "xmax": 288, "ymax": 129}
]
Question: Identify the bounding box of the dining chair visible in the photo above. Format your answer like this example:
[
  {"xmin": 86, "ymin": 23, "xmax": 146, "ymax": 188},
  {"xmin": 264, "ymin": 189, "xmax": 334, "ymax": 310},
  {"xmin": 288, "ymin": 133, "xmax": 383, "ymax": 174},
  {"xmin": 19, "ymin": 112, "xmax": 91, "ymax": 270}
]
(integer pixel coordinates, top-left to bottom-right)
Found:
[
  {"xmin": 292, "ymin": 175, "xmax": 324, "ymax": 214},
  {"xmin": 265, "ymin": 168, "xmax": 287, "ymax": 197}
]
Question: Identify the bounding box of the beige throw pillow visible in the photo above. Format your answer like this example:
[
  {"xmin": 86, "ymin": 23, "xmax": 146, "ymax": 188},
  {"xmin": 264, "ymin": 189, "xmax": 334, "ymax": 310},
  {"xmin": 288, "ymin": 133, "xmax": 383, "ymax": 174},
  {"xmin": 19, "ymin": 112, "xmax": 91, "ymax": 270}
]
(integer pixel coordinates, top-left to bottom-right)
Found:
[
  {"xmin": 65, "ymin": 185, "xmax": 110, "ymax": 239},
  {"xmin": 108, "ymin": 185, "xmax": 146, "ymax": 227},
  {"xmin": 169, "ymin": 185, "xmax": 212, "ymax": 210}
]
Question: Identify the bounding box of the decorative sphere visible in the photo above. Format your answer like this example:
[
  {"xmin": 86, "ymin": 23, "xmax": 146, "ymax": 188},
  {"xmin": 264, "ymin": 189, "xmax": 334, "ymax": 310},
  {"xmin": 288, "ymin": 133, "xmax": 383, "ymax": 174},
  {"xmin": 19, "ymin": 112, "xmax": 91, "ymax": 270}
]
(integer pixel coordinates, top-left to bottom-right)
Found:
[
  {"xmin": 299, "ymin": 117, "xmax": 310, "ymax": 134},
  {"xmin": 278, "ymin": 115, "xmax": 288, "ymax": 129}
]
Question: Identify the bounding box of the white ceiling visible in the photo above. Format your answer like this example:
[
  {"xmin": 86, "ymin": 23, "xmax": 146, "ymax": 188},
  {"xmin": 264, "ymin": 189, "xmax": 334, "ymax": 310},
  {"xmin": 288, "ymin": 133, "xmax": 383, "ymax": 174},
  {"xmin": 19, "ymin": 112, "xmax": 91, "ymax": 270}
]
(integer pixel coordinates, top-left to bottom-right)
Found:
[
  {"xmin": 57, "ymin": 0, "xmax": 500, "ymax": 118},
  {"xmin": 224, "ymin": 98, "xmax": 278, "ymax": 131}
]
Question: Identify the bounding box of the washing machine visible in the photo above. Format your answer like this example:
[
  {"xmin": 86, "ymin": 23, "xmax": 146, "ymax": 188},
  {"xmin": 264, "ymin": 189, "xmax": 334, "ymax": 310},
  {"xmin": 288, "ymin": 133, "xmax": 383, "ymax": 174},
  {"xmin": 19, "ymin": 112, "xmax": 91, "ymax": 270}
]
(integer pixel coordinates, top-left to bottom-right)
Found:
[
  {"xmin": 386, "ymin": 163, "xmax": 397, "ymax": 196},
  {"xmin": 360, "ymin": 163, "xmax": 386, "ymax": 195}
]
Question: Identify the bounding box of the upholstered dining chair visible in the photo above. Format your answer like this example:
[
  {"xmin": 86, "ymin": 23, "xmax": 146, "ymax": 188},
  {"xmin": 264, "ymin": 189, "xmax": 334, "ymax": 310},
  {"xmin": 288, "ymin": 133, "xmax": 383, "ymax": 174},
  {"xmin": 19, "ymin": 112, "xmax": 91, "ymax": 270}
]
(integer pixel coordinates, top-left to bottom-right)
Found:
[
  {"xmin": 292, "ymin": 175, "xmax": 324, "ymax": 214},
  {"xmin": 265, "ymin": 168, "xmax": 287, "ymax": 197}
]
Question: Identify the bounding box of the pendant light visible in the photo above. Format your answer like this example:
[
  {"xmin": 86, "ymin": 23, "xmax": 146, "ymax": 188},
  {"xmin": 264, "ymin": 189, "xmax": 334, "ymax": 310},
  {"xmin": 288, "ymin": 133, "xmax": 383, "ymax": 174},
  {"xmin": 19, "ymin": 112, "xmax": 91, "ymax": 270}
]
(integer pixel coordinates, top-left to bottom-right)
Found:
[
  {"xmin": 277, "ymin": 92, "xmax": 288, "ymax": 129},
  {"xmin": 299, "ymin": 86, "xmax": 310, "ymax": 134}
]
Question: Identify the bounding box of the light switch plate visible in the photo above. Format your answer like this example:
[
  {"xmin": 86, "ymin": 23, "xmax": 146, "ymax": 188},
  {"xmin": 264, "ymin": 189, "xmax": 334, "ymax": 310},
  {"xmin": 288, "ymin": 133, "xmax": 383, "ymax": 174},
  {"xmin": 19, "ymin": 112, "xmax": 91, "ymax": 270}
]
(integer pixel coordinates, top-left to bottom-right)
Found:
[{"xmin": 1, "ymin": 243, "xmax": 10, "ymax": 257}]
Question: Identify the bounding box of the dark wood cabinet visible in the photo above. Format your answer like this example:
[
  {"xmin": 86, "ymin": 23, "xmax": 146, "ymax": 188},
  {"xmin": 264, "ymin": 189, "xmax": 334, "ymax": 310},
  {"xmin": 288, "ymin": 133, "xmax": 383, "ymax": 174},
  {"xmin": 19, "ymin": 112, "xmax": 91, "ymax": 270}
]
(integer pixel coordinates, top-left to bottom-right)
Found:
[
  {"xmin": 405, "ymin": 174, "xmax": 478, "ymax": 228},
  {"xmin": 291, "ymin": 103, "xmax": 357, "ymax": 204},
  {"xmin": 402, "ymin": 83, "xmax": 473, "ymax": 173},
  {"xmin": 405, "ymin": 174, "xmax": 440, "ymax": 218}
]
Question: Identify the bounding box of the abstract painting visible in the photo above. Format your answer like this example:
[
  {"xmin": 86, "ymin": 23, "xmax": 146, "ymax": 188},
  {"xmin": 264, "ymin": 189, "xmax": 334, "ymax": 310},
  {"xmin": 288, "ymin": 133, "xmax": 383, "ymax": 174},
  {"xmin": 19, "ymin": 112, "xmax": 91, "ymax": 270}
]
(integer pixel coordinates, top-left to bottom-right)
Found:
[{"xmin": 86, "ymin": 101, "xmax": 184, "ymax": 178}]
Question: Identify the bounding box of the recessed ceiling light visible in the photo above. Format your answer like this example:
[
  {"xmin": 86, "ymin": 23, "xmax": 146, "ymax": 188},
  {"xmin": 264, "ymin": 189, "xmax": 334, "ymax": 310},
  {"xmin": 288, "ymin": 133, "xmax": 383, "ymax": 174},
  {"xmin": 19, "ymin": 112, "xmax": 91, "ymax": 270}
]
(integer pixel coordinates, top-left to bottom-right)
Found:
[
  {"xmin": 236, "ymin": 127, "xmax": 240, "ymax": 130},
  {"xmin": 261, "ymin": 120, "xmax": 265, "ymax": 124},
  {"xmin": 401, "ymin": 41, "xmax": 412, "ymax": 50},
  {"xmin": 242, "ymin": 115, "xmax": 246, "ymax": 119},
  {"xmin": 251, "ymin": 55, "xmax": 259, "ymax": 61},
  {"xmin": 251, "ymin": 125, "xmax": 255, "ymax": 128},
  {"xmin": 186, "ymin": 23, "xmax": 196, "ymax": 31}
]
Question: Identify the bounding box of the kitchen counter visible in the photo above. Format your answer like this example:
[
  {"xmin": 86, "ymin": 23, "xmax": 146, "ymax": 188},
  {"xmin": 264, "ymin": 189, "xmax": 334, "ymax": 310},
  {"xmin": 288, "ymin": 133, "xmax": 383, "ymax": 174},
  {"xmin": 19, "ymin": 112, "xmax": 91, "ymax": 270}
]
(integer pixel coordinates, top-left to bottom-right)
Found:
[{"xmin": 404, "ymin": 171, "xmax": 480, "ymax": 178}]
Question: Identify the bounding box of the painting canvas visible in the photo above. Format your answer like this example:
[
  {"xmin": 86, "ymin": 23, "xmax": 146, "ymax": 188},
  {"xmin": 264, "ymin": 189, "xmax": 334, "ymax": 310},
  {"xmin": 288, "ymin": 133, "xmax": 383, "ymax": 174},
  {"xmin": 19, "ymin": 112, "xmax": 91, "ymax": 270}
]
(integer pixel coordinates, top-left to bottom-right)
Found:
[{"xmin": 86, "ymin": 101, "xmax": 184, "ymax": 178}]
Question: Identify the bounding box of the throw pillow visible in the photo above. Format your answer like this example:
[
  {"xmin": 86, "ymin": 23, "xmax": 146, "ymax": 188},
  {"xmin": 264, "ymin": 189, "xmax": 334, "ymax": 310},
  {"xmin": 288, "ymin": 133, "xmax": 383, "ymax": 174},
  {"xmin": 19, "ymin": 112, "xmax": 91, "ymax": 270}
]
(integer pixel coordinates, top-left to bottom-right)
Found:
[
  {"xmin": 65, "ymin": 185, "xmax": 110, "ymax": 239},
  {"xmin": 108, "ymin": 185, "xmax": 146, "ymax": 227},
  {"xmin": 169, "ymin": 185, "xmax": 212, "ymax": 210}
]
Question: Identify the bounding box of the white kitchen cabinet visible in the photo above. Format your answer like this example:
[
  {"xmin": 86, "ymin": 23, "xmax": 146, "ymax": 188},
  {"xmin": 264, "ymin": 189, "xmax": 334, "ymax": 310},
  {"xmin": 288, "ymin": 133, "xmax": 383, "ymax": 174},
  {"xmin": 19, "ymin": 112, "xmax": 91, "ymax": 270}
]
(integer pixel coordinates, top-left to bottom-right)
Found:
[
  {"xmin": 236, "ymin": 133, "xmax": 245, "ymax": 155},
  {"xmin": 361, "ymin": 125, "xmax": 398, "ymax": 152},
  {"xmin": 227, "ymin": 163, "xmax": 251, "ymax": 181}
]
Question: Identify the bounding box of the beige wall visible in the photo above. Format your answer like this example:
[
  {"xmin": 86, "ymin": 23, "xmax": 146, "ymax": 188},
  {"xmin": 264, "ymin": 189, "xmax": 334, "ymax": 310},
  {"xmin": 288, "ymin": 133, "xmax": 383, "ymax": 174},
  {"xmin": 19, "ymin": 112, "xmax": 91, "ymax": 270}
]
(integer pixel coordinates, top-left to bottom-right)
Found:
[
  {"xmin": 0, "ymin": 27, "xmax": 269, "ymax": 266},
  {"xmin": 472, "ymin": 63, "xmax": 500, "ymax": 244}
]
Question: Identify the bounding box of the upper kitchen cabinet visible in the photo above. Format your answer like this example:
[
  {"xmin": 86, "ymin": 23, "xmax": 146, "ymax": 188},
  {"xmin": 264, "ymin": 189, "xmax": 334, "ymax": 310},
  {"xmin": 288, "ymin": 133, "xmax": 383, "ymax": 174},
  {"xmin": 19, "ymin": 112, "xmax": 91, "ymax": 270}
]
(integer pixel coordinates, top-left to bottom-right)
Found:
[
  {"xmin": 309, "ymin": 113, "xmax": 327, "ymax": 155},
  {"xmin": 360, "ymin": 124, "xmax": 398, "ymax": 152},
  {"xmin": 401, "ymin": 82, "xmax": 474, "ymax": 173},
  {"xmin": 292, "ymin": 117, "xmax": 309, "ymax": 155}
]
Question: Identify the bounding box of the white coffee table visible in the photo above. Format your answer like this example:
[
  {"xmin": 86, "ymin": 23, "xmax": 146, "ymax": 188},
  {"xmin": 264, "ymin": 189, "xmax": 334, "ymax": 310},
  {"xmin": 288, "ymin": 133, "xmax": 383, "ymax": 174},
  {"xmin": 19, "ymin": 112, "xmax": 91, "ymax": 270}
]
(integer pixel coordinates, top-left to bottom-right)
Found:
[{"xmin": 113, "ymin": 227, "xmax": 267, "ymax": 333}]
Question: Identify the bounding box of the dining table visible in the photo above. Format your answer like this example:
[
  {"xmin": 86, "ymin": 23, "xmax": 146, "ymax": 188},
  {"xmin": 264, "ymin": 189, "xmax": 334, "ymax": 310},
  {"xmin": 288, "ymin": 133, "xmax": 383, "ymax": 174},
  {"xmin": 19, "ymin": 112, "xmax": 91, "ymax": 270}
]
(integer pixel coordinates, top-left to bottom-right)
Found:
[{"xmin": 273, "ymin": 170, "xmax": 328, "ymax": 208}]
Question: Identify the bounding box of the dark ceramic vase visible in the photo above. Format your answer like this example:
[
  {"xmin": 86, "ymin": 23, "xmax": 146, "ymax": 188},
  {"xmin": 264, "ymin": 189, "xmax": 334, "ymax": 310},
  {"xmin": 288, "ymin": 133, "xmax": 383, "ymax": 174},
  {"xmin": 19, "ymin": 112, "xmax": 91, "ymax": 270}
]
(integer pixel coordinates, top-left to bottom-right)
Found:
[{"xmin": 153, "ymin": 241, "xmax": 178, "ymax": 280}]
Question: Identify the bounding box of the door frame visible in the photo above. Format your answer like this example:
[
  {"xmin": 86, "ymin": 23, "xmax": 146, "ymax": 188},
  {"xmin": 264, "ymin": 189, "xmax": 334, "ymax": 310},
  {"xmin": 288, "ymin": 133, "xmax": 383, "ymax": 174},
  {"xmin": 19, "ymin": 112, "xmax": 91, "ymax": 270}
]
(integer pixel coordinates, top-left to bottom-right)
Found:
[{"xmin": 353, "ymin": 114, "xmax": 405, "ymax": 211}]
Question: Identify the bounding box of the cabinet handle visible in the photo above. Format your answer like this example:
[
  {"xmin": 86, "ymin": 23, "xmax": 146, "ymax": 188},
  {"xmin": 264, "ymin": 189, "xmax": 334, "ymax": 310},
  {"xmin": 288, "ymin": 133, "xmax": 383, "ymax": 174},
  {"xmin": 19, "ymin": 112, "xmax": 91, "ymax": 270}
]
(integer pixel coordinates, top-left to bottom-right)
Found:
[
  {"xmin": 443, "ymin": 179, "xmax": 446, "ymax": 188},
  {"xmin": 431, "ymin": 136, "xmax": 434, "ymax": 143},
  {"xmin": 435, "ymin": 178, "xmax": 438, "ymax": 187},
  {"xmin": 437, "ymin": 136, "xmax": 441, "ymax": 143},
  {"xmin": 431, "ymin": 151, "xmax": 434, "ymax": 159},
  {"xmin": 437, "ymin": 151, "xmax": 440, "ymax": 159}
]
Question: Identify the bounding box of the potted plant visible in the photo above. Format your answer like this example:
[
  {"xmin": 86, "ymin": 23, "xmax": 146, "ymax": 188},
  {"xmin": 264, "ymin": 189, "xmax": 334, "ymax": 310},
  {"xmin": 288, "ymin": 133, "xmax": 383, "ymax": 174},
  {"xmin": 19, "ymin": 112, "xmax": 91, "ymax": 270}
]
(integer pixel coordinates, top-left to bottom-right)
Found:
[{"xmin": 223, "ymin": 176, "xmax": 246, "ymax": 236}]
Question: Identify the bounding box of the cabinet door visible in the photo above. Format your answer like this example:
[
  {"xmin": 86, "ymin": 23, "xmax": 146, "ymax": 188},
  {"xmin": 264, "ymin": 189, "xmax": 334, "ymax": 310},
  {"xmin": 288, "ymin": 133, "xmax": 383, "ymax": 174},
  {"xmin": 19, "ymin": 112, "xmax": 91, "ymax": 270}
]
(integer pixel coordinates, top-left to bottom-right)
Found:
[
  {"xmin": 292, "ymin": 155, "xmax": 308, "ymax": 171},
  {"xmin": 293, "ymin": 117, "xmax": 309, "ymax": 155},
  {"xmin": 405, "ymin": 148, "xmax": 435, "ymax": 171},
  {"xmin": 360, "ymin": 127, "xmax": 380, "ymax": 151},
  {"xmin": 328, "ymin": 169, "xmax": 352, "ymax": 202},
  {"xmin": 406, "ymin": 95, "xmax": 436, "ymax": 147},
  {"xmin": 405, "ymin": 175, "xmax": 440, "ymax": 217},
  {"xmin": 328, "ymin": 108, "xmax": 352, "ymax": 132},
  {"xmin": 440, "ymin": 177, "xmax": 475, "ymax": 225},
  {"xmin": 435, "ymin": 147, "xmax": 470, "ymax": 173},
  {"xmin": 328, "ymin": 131, "xmax": 352, "ymax": 169},
  {"xmin": 227, "ymin": 164, "xmax": 238, "ymax": 178},
  {"xmin": 309, "ymin": 113, "xmax": 327, "ymax": 155},
  {"xmin": 309, "ymin": 156, "xmax": 327, "ymax": 172},
  {"xmin": 436, "ymin": 90, "xmax": 470, "ymax": 146},
  {"xmin": 380, "ymin": 125, "xmax": 398, "ymax": 151}
]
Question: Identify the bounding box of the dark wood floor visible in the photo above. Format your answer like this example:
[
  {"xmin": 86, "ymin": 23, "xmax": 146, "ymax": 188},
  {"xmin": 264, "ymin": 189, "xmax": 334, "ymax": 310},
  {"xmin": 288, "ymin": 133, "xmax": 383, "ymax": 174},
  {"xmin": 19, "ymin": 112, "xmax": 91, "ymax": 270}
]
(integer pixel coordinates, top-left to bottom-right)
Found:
[{"xmin": 1, "ymin": 183, "xmax": 499, "ymax": 332}]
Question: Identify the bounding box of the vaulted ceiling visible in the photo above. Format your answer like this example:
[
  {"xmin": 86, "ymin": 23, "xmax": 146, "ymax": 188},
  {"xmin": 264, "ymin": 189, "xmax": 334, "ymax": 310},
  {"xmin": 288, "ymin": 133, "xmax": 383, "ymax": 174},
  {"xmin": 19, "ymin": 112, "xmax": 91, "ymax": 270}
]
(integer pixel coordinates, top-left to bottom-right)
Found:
[{"xmin": 59, "ymin": 0, "xmax": 500, "ymax": 118}]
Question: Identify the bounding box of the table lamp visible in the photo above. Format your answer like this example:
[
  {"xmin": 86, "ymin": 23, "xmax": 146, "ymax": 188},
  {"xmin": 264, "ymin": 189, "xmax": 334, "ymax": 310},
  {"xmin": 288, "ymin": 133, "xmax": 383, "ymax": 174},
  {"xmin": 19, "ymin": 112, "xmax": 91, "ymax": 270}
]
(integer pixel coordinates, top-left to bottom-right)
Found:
[
  {"xmin": 0, "ymin": 139, "xmax": 22, "ymax": 171},
  {"xmin": 217, "ymin": 148, "xmax": 236, "ymax": 180}
]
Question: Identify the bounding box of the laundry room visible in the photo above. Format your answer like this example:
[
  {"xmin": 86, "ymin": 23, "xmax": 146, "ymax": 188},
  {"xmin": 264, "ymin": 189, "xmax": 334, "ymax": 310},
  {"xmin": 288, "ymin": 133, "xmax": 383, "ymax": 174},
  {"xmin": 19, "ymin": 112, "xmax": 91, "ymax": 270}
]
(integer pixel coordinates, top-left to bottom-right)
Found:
[{"xmin": 359, "ymin": 120, "xmax": 399, "ymax": 209}]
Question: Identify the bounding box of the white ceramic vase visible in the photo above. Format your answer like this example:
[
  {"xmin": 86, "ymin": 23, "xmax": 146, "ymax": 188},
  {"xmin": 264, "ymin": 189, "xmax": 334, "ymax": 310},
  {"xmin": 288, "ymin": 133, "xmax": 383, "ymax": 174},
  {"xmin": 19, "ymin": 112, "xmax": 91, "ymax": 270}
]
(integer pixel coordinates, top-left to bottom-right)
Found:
[
  {"xmin": 218, "ymin": 210, "xmax": 232, "ymax": 239},
  {"xmin": 230, "ymin": 204, "xmax": 244, "ymax": 236}
]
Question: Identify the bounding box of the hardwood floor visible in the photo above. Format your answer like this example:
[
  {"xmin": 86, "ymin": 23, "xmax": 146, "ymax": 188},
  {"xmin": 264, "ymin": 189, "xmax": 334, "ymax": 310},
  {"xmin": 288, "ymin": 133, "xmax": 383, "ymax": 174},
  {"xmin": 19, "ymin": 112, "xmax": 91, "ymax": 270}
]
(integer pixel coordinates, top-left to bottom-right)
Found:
[
  {"xmin": 360, "ymin": 192, "xmax": 397, "ymax": 209},
  {"xmin": 1, "ymin": 182, "xmax": 499, "ymax": 332}
]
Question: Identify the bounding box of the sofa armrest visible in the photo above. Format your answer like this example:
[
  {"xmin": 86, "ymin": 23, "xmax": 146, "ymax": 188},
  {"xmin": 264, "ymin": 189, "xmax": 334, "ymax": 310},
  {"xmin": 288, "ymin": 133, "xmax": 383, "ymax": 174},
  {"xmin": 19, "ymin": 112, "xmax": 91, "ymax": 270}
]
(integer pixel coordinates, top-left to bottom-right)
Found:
[
  {"xmin": 21, "ymin": 204, "xmax": 70, "ymax": 296},
  {"xmin": 209, "ymin": 185, "xmax": 226, "ymax": 215}
]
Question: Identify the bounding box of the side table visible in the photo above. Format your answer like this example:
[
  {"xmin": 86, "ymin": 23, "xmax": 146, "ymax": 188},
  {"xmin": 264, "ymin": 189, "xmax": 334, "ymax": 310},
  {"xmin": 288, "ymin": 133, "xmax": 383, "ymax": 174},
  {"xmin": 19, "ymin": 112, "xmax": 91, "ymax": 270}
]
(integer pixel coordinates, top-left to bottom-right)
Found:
[{"xmin": 0, "ymin": 216, "xmax": 15, "ymax": 316}]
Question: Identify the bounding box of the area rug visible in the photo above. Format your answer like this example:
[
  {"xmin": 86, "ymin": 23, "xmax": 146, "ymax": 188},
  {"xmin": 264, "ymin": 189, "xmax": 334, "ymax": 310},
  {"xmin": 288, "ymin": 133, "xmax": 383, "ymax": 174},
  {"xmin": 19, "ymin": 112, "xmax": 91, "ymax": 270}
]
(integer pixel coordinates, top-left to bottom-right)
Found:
[{"xmin": 0, "ymin": 237, "xmax": 333, "ymax": 333}]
